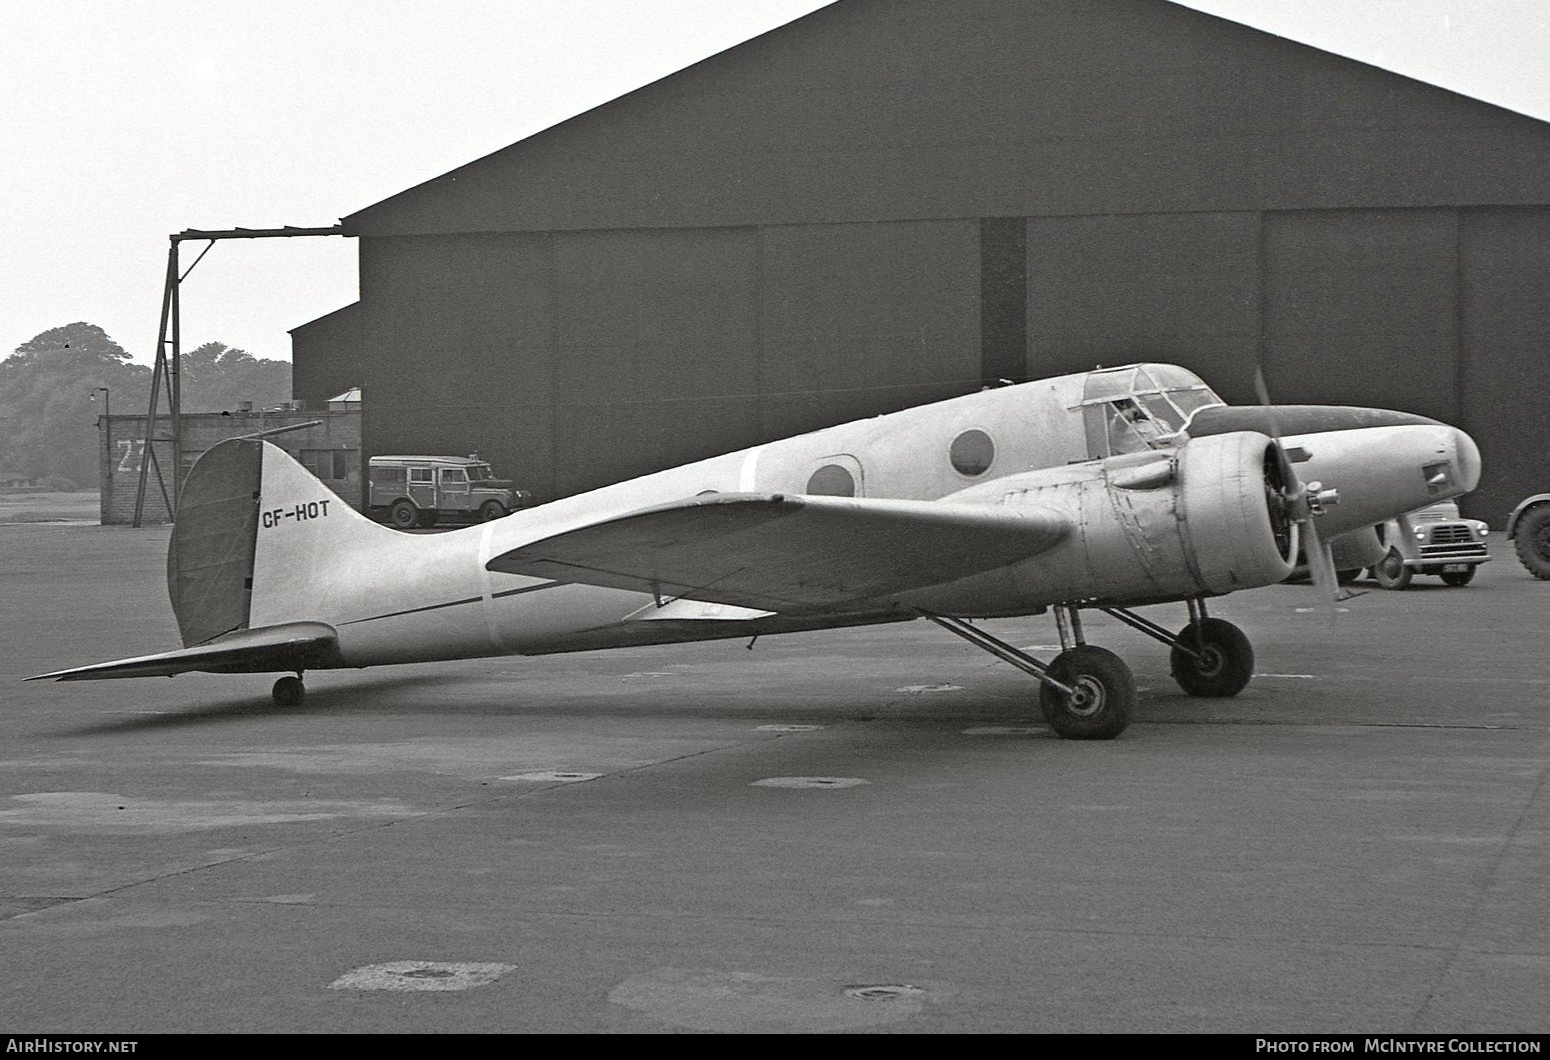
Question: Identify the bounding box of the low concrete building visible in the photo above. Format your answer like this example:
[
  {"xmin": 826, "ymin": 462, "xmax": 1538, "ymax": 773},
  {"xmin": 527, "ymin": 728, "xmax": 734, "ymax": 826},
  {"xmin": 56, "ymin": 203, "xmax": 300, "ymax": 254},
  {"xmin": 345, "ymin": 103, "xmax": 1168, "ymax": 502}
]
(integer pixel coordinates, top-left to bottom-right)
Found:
[{"xmin": 97, "ymin": 407, "xmax": 362, "ymax": 525}]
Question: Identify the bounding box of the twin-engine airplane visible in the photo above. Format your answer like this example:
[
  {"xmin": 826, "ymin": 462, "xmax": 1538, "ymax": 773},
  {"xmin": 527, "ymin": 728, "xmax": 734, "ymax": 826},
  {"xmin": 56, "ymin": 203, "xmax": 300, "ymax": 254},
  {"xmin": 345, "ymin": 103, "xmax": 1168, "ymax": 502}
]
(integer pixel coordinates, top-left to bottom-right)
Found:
[{"xmin": 31, "ymin": 363, "xmax": 1479, "ymax": 739}]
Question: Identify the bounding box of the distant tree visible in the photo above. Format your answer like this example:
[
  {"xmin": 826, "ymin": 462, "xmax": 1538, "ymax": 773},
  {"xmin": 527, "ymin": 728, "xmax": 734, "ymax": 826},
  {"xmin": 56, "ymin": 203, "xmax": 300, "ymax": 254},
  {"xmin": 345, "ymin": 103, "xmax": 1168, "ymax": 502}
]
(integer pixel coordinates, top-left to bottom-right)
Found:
[
  {"xmin": 0, "ymin": 326, "xmax": 293, "ymax": 489},
  {"xmin": 0, "ymin": 323, "xmax": 150, "ymax": 487},
  {"xmin": 178, "ymin": 342, "xmax": 290, "ymax": 413}
]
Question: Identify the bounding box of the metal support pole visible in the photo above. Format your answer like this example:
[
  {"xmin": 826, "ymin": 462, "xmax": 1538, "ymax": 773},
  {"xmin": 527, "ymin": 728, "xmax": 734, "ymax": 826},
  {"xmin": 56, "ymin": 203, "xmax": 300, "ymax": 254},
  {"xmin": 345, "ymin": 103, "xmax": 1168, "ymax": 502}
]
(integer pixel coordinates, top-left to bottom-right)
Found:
[
  {"xmin": 169, "ymin": 245, "xmax": 182, "ymax": 513},
  {"xmin": 132, "ymin": 243, "xmax": 178, "ymax": 527},
  {"xmin": 129, "ymin": 224, "xmax": 350, "ymax": 526}
]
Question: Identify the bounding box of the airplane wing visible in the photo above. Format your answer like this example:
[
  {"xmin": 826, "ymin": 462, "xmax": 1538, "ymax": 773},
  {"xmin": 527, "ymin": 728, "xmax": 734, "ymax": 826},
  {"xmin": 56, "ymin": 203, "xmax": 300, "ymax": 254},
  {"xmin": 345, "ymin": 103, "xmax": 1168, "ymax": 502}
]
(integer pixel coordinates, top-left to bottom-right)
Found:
[
  {"xmin": 27, "ymin": 622, "xmax": 343, "ymax": 682},
  {"xmin": 486, "ymin": 492, "xmax": 1068, "ymax": 613}
]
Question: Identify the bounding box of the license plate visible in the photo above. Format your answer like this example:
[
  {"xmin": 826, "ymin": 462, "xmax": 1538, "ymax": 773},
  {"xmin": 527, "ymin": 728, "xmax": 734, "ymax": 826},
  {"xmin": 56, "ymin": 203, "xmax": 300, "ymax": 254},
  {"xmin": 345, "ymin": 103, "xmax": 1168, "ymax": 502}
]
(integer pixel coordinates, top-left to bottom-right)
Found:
[{"xmin": 1442, "ymin": 563, "xmax": 1470, "ymax": 573}]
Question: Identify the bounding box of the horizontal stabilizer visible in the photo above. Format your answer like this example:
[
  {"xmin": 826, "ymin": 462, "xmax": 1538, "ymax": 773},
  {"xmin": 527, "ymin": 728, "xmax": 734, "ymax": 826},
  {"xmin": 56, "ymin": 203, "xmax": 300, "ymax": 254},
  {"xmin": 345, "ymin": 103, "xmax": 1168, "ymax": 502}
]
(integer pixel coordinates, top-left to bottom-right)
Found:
[
  {"xmin": 487, "ymin": 492, "xmax": 1067, "ymax": 612},
  {"xmin": 27, "ymin": 622, "xmax": 343, "ymax": 682}
]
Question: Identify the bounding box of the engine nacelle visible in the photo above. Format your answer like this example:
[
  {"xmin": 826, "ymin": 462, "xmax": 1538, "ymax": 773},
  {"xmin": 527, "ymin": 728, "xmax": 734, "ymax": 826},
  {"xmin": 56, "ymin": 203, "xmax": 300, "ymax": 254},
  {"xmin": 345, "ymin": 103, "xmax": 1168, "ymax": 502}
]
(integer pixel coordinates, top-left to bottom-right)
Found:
[
  {"xmin": 922, "ymin": 432, "xmax": 1294, "ymax": 613},
  {"xmin": 1328, "ymin": 525, "xmax": 1387, "ymax": 573}
]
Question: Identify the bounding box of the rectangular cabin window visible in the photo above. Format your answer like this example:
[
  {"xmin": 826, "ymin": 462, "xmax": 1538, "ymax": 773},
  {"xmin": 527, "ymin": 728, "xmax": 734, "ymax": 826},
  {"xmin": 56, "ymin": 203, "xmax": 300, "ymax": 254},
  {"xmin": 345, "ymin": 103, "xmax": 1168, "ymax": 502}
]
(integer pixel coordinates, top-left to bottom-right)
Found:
[
  {"xmin": 409, "ymin": 468, "xmax": 433, "ymax": 484},
  {"xmin": 371, "ymin": 466, "xmax": 405, "ymax": 489}
]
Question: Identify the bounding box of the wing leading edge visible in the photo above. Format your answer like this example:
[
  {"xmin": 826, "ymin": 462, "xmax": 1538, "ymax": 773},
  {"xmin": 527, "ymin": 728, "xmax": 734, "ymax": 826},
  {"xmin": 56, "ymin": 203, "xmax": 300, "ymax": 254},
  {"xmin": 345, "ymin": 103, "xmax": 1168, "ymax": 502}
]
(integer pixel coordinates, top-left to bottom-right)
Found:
[
  {"xmin": 27, "ymin": 622, "xmax": 343, "ymax": 682},
  {"xmin": 486, "ymin": 492, "xmax": 1069, "ymax": 613}
]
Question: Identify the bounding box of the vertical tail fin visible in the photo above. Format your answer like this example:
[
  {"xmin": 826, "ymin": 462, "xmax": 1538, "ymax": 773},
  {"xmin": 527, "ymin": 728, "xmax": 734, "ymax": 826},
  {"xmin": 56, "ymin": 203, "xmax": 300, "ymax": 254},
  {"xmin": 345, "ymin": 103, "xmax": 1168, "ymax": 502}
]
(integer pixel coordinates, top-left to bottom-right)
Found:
[{"xmin": 169, "ymin": 440, "xmax": 389, "ymax": 646}]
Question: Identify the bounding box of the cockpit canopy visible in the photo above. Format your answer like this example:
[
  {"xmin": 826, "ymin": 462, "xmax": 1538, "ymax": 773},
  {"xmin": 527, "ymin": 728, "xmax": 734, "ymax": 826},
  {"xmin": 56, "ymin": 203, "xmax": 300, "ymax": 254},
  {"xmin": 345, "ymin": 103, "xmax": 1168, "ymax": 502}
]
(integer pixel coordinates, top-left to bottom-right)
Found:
[{"xmin": 1077, "ymin": 364, "xmax": 1225, "ymax": 458}]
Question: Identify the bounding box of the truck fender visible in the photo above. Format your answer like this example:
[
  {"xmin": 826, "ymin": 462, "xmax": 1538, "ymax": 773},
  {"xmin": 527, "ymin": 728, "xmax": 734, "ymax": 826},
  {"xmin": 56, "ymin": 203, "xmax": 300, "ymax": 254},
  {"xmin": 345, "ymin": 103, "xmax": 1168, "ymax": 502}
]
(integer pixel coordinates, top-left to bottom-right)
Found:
[{"xmin": 1506, "ymin": 494, "xmax": 1550, "ymax": 539}]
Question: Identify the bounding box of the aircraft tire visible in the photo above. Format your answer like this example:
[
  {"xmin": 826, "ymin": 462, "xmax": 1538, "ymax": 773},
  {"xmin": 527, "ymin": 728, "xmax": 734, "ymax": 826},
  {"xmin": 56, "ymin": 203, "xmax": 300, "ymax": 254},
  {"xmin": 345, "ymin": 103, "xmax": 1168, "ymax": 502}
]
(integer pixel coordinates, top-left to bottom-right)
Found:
[
  {"xmin": 1371, "ymin": 548, "xmax": 1412, "ymax": 590},
  {"xmin": 1514, "ymin": 505, "xmax": 1550, "ymax": 580},
  {"xmin": 272, "ymin": 676, "xmax": 304, "ymax": 708},
  {"xmin": 390, "ymin": 500, "xmax": 419, "ymax": 530},
  {"xmin": 1170, "ymin": 618, "xmax": 1254, "ymax": 698},
  {"xmin": 1038, "ymin": 645, "xmax": 1134, "ymax": 740}
]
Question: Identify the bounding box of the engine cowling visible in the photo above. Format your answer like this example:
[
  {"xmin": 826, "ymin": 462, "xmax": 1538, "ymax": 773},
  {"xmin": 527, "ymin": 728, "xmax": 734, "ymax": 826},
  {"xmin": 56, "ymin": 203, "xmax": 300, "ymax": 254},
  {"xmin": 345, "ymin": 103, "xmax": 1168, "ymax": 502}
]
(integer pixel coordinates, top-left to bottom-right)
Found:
[
  {"xmin": 1170, "ymin": 429, "xmax": 1299, "ymax": 596},
  {"xmin": 923, "ymin": 431, "xmax": 1295, "ymax": 613}
]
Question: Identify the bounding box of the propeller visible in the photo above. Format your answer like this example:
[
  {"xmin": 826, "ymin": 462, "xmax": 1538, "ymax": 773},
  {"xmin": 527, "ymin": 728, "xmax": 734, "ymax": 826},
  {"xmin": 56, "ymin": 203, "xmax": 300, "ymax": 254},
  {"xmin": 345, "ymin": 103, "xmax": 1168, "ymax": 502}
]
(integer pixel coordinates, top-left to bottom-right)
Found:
[{"xmin": 1253, "ymin": 366, "xmax": 1359, "ymax": 604}]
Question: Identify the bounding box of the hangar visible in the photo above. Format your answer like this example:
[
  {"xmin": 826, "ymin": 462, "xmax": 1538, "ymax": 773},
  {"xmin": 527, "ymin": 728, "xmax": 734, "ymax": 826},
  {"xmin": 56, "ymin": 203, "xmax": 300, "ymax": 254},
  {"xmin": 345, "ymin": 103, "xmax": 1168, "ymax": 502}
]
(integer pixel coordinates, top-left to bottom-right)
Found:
[{"xmin": 291, "ymin": 0, "xmax": 1550, "ymax": 521}]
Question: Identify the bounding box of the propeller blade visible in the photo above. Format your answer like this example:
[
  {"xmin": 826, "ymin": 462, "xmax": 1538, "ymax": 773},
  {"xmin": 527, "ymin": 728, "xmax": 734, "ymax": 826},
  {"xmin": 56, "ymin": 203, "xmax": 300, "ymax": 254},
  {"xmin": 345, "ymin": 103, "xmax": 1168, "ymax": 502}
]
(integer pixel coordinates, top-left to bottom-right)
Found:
[{"xmin": 1256, "ymin": 361, "xmax": 1358, "ymax": 607}]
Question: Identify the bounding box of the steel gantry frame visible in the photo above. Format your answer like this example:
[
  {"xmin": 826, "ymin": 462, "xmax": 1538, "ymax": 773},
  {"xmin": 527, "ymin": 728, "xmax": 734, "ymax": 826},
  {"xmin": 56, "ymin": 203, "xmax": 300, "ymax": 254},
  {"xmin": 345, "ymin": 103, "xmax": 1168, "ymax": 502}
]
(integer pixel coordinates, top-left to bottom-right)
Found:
[{"xmin": 132, "ymin": 225, "xmax": 350, "ymax": 527}]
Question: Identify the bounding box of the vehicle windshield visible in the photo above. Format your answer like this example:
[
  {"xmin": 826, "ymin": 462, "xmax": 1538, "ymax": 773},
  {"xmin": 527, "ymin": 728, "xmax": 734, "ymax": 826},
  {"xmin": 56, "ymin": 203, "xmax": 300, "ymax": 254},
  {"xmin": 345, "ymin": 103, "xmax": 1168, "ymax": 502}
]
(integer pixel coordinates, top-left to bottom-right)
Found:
[{"xmin": 469, "ymin": 464, "xmax": 495, "ymax": 480}]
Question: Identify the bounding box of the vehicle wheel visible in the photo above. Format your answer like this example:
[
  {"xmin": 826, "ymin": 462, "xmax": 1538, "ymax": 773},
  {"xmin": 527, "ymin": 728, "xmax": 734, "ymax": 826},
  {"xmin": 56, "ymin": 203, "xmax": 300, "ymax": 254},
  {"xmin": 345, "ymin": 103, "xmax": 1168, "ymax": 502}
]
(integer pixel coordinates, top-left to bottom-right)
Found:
[
  {"xmin": 415, "ymin": 509, "xmax": 439, "ymax": 528},
  {"xmin": 1515, "ymin": 505, "xmax": 1550, "ymax": 580},
  {"xmin": 272, "ymin": 675, "xmax": 304, "ymax": 708},
  {"xmin": 479, "ymin": 500, "xmax": 508, "ymax": 521},
  {"xmin": 1170, "ymin": 617, "xmax": 1254, "ymax": 698},
  {"xmin": 389, "ymin": 500, "xmax": 419, "ymax": 530},
  {"xmin": 1038, "ymin": 645, "xmax": 1134, "ymax": 740},
  {"xmin": 1440, "ymin": 568, "xmax": 1476, "ymax": 587},
  {"xmin": 1371, "ymin": 548, "xmax": 1412, "ymax": 590}
]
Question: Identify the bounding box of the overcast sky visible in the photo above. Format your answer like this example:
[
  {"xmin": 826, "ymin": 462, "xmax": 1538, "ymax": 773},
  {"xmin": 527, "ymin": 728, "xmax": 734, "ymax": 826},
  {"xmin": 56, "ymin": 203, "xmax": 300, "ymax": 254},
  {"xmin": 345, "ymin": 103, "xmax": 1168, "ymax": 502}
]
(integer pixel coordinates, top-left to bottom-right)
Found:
[{"xmin": 4, "ymin": 0, "xmax": 1549, "ymax": 370}]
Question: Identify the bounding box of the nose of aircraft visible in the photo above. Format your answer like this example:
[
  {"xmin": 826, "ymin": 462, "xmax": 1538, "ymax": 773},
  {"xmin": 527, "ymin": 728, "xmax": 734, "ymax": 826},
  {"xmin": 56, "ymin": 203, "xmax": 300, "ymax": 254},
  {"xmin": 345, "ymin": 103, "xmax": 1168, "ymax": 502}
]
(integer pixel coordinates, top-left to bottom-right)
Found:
[
  {"xmin": 1286, "ymin": 422, "xmax": 1482, "ymax": 538},
  {"xmin": 1452, "ymin": 426, "xmax": 1482, "ymax": 493}
]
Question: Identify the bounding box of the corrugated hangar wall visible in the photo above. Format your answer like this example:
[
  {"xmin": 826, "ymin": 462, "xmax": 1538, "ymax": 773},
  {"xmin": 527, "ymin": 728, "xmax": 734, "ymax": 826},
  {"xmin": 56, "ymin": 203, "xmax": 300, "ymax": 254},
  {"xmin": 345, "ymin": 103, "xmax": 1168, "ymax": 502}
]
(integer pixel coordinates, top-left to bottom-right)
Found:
[{"xmin": 294, "ymin": 0, "xmax": 1550, "ymax": 521}]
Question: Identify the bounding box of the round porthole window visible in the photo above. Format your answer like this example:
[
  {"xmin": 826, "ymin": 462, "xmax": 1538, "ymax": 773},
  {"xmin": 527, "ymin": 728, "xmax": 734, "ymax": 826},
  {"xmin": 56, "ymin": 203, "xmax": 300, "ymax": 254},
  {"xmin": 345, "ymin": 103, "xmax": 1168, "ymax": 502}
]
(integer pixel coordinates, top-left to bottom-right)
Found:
[
  {"xmin": 806, "ymin": 464, "xmax": 856, "ymax": 497},
  {"xmin": 950, "ymin": 429, "xmax": 995, "ymax": 476}
]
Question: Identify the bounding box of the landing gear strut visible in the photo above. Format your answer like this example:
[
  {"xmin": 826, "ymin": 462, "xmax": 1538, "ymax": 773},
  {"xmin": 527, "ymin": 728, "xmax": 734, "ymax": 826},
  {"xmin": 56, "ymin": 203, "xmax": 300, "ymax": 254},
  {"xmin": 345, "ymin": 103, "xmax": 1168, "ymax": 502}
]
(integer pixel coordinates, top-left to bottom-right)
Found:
[
  {"xmin": 1100, "ymin": 598, "xmax": 1254, "ymax": 698},
  {"xmin": 924, "ymin": 607, "xmax": 1135, "ymax": 740},
  {"xmin": 925, "ymin": 597, "xmax": 1255, "ymax": 739},
  {"xmin": 272, "ymin": 673, "xmax": 305, "ymax": 707}
]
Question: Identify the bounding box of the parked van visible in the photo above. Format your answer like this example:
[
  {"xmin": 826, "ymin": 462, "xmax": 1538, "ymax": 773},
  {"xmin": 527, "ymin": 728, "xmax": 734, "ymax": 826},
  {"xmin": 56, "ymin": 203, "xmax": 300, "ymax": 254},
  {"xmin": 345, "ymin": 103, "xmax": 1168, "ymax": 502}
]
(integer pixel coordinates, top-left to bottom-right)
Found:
[
  {"xmin": 367, "ymin": 455, "xmax": 530, "ymax": 529},
  {"xmin": 1369, "ymin": 500, "xmax": 1491, "ymax": 589}
]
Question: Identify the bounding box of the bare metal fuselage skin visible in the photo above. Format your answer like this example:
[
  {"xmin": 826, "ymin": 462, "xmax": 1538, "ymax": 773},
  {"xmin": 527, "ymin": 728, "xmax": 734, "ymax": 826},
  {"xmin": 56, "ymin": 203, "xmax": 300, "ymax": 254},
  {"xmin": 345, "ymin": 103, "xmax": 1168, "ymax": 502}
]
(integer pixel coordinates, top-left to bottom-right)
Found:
[{"xmin": 241, "ymin": 366, "xmax": 1479, "ymax": 671}]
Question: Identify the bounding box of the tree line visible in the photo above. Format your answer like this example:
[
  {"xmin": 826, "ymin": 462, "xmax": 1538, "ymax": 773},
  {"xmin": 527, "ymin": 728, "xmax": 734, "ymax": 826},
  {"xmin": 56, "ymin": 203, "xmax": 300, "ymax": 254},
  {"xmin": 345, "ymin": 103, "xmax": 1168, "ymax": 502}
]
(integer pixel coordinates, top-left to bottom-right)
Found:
[{"xmin": 0, "ymin": 322, "xmax": 291, "ymax": 489}]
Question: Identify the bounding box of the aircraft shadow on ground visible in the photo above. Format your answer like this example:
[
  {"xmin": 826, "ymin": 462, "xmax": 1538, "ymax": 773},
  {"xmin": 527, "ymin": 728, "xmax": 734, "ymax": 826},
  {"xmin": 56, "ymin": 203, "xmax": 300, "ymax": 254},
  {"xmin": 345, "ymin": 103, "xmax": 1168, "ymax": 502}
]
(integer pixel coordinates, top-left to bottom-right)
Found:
[{"xmin": 60, "ymin": 672, "xmax": 458, "ymax": 735}]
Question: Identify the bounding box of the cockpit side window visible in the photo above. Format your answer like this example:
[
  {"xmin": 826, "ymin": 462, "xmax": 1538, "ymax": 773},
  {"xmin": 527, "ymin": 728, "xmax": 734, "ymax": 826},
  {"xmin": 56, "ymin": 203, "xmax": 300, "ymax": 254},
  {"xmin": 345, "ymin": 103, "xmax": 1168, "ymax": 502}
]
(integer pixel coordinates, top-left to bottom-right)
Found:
[
  {"xmin": 1105, "ymin": 398, "xmax": 1169, "ymax": 455},
  {"xmin": 1077, "ymin": 364, "xmax": 1222, "ymax": 458}
]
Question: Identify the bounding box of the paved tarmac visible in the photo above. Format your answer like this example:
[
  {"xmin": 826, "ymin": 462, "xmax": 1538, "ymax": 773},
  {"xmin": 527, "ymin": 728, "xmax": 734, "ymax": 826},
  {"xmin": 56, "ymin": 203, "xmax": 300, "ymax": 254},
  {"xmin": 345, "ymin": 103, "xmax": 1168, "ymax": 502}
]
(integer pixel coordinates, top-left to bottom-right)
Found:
[{"xmin": 1, "ymin": 523, "xmax": 1546, "ymax": 1033}]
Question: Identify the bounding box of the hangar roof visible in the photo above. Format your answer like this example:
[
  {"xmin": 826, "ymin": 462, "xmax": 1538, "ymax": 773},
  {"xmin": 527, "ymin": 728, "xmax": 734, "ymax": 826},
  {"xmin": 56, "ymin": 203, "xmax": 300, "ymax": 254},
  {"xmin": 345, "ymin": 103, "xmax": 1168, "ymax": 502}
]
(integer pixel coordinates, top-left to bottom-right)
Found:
[{"xmin": 344, "ymin": 0, "xmax": 1550, "ymax": 238}]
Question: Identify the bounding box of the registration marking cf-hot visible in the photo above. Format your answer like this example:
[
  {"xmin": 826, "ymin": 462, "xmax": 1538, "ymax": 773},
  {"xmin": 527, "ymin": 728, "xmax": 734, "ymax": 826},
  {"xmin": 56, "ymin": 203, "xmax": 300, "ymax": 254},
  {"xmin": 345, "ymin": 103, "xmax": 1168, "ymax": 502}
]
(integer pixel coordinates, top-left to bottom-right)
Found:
[{"xmin": 262, "ymin": 500, "xmax": 332, "ymax": 529}]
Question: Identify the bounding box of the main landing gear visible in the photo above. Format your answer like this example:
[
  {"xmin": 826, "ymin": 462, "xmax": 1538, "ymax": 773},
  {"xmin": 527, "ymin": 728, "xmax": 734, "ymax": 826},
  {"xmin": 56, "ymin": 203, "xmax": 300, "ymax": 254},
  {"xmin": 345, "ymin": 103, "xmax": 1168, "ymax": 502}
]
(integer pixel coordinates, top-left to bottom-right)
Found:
[
  {"xmin": 924, "ymin": 598, "xmax": 1254, "ymax": 740},
  {"xmin": 272, "ymin": 673, "xmax": 305, "ymax": 707}
]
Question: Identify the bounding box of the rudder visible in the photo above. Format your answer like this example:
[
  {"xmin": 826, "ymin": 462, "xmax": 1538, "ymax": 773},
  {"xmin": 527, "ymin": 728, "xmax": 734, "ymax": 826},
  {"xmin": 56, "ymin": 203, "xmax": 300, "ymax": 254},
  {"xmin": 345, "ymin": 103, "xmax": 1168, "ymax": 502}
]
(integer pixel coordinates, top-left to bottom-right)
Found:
[{"xmin": 168, "ymin": 439, "xmax": 263, "ymax": 646}]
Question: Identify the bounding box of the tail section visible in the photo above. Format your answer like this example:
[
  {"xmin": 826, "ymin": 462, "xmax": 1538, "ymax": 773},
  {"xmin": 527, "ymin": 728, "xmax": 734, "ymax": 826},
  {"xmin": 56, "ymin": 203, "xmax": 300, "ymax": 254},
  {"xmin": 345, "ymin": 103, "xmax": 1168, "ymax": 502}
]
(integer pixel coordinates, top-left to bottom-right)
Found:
[
  {"xmin": 34, "ymin": 443, "xmax": 407, "ymax": 682},
  {"xmin": 170, "ymin": 439, "xmax": 391, "ymax": 646}
]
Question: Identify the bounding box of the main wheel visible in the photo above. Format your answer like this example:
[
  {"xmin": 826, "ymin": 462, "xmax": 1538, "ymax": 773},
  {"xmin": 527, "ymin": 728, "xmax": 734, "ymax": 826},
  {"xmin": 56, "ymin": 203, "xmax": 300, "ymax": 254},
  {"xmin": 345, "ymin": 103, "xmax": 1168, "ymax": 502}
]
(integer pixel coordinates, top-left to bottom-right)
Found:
[
  {"xmin": 1515, "ymin": 505, "xmax": 1550, "ymax": 580},
  {"xmin": 479, "ymin": 500, "xmax": 508, "ymax": 521},
  {"xmin": 1038, "ymin": 645, "xmax": 1135, "ymax": 740},
  {"xmin": 1371, "ymin": 548, "xmax": 1413, "ymax": 590},
  {"xmin": 1440, "ymin": 568, "xmax": 1476, "ymax": 587},
  {"xmin": 272, "ymin": 675, "xmax": 304, "ymax": 707},
  {"xmin": 390, "ymin": 500, "xmax": 419, "ymax": 530},
  {"xmin": 1170, "ymin": 617, "xmax": 1254, "ymax": 698}
]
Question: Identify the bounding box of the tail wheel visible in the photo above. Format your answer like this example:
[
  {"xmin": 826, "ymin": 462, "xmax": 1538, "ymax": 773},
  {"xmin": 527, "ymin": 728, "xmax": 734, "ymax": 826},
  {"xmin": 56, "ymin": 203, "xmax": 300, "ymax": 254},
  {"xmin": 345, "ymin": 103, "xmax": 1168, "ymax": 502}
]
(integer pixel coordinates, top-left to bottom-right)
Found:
[
  {"xmin": 1170, "ymin": 618, "xmax": 1254, "ymax": 697},
  {"xmin": 272, "ymin": 675, "xmax": 304, "ymax": 707},
  {"xmin": 1440, "ymin": 568, "xmax": 1476, "ymax": 587},
  {"xmin": 389, "ymin": 500, "xmax": 418, "ymax": 530},
  {"xmin": 1038, "ymin": 646, "xmax": 1134, "ymax": 740},
  {"xmin": 1372, "ymin": 548, "xmax": 1412, "ymax": 590}
]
